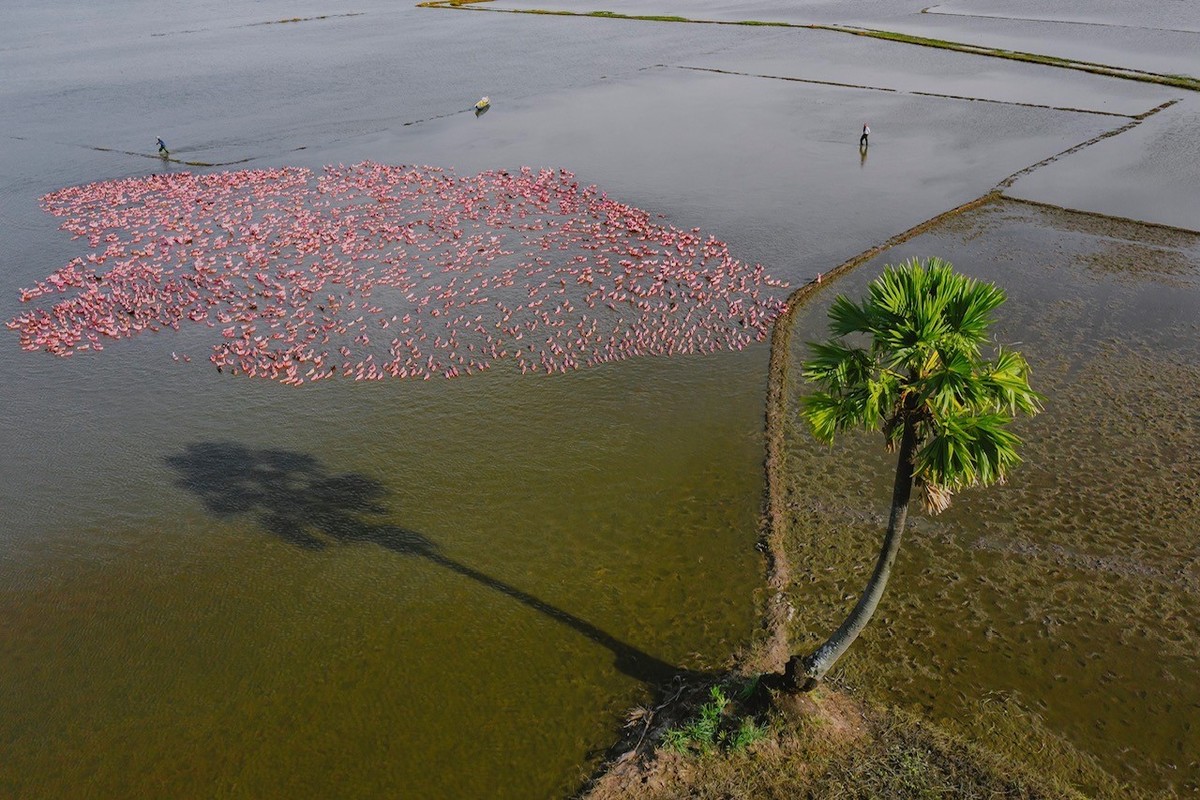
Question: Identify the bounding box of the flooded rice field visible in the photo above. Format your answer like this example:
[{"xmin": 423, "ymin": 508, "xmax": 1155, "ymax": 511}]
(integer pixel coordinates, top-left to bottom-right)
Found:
[
  {"xmin": 2, "ymin": 0, "xmax": 1197, "ymax": 796},
  {"xmin": 783, "ymin": 199, "xmax": 1200, "ymax": 795}
]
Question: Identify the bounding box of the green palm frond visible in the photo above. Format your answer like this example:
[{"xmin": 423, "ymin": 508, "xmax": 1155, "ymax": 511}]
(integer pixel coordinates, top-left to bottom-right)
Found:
[
  {"xmin": 918, "ymin": 349, "xmax": 980, "ymax": 415},
  {"xmin": 980, "ymin": 347, "xmax": 1044, "ymax": 415},
  {"xmin": 801, "ymin": 257, "xmax": 1039, "ymax": 514},
  {"xmin": 913, "ymin": 413, "xmax": 1023, "ymax": 495},
  {"xmin": 802, "ymin": 392, "xmax": 861, "ymax": 444},
  {"xmin": 870, "ymin": 259, "xmax": 1005, "ymax": 361},
  {"xmin": 943, "ymin": 278, "xmax": 1006, "ymax": 348},
  {"xmin": 803, "ymin": 340, "xmax": 872, "ymax": 393},
  {"xmin": 867, "ymin": 260, "xmax": 961, "ymax": 373},
  {"xmin": 863, "ymin": 371, "xmax": 901, "ymax": 428},
  {"xmin": 866, "ymin": 263, "xmax": 914, "ymax": 319},
  {"xmin": 827, "ymin": 294, "xmax": 876, "ymax": 337}
]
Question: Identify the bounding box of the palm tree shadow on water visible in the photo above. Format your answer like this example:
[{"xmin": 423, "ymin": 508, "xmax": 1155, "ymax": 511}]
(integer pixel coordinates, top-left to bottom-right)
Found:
[{"xmin": 164, "ymin": 441, "xmax": 695, "ymax": 690}]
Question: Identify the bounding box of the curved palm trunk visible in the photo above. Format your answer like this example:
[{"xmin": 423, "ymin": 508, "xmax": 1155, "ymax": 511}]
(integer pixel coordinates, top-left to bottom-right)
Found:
[{"xmin": 784, "ymin": 416, "xmax": 918, "ymax": 692}]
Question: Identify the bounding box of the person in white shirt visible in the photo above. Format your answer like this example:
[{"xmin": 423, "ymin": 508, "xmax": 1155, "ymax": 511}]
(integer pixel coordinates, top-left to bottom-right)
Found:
[{"xmin": 860, "ymin": 123, "xmax": 870, "ymax": 148}]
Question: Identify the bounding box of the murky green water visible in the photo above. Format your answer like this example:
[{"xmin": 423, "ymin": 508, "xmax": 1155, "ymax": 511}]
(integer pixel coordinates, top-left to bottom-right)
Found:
[
  {"xmin": 783, "ymin": 200, "xmax": 1200, "ymax": 795},
  {"xmin": 4, "ymin": 0, "xmax": 1187, "ymax": 795},
  {"xmin": 1, "ymin": 347, "xmax": 770, "ymax": 798}
]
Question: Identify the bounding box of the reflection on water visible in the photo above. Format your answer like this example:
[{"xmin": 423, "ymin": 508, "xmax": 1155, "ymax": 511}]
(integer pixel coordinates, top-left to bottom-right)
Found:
[
  {"xmin": 166, "ymin": 442, "xmax": 687, "ymax": 687},
  {"xmin": 784, "ymin": 200, "xmax": 1200, "ymax": 795},
  {"xmin": 0, "ymin": 338, "xmax": 767, "ymax": 798}
]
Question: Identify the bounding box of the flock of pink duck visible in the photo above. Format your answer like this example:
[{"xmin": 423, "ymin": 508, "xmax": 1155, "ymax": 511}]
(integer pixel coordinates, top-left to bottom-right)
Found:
[{"xmin": 9, "ymin": 162, "xmax": 788, "ymax": 384}]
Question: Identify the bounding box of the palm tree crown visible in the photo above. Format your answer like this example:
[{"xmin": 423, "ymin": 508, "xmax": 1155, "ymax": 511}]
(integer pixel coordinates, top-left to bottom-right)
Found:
[
  {"xmin": 783, "ymin": 257, "xmax": 1041, "ymax": 691},
  {"xmin": 801, "ymin": 257, "xmax": 1041, "ymax": 514}
]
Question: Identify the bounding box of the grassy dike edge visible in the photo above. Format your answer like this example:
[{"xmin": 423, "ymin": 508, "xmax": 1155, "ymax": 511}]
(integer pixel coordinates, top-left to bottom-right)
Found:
[{"xmin": 417, "ymin": 0, "xmax": 1200, "ymax": 93}]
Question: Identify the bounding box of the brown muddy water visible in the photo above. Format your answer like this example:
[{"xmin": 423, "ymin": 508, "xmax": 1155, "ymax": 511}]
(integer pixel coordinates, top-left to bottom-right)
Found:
[{"xmin": 783, "ymin": 199, "xmax": 1200, "ymax": 796}]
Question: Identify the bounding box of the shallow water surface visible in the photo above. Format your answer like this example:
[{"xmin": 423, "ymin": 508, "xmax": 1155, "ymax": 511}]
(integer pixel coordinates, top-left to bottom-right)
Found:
[
  {"xmin": 1, "ymin": 1, "xmax": 1181, "ymax": 796},
  {"xmin": 1009, "ymin": 97, "xmax": 1200, "ymax": 232},
  {"xmin": 0, "ymin": 5, "xmax": 795, "ymax": 797},
  {"xmin": 2, "ymin": 349, "xmax": 769, "ymax": 798}
]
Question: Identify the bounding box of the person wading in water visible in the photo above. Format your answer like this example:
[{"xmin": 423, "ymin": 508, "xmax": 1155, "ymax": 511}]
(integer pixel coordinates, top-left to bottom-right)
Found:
[{"xmin": 859, "ymin": 123, "xmax": 870, "ymax": 148}]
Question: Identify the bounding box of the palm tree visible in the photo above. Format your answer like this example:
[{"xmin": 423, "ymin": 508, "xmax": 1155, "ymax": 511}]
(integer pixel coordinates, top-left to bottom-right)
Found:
[{"xmin": 783, "ymin": 257, "xmax": 1041, "ymax": 692}]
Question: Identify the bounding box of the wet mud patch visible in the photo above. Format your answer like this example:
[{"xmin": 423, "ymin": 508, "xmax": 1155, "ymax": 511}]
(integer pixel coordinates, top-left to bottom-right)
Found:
[
  {"xmin": 780, "ymin": 199, "xmax": 1200, "ymax": 796},
  {"xmin": 1023, "ymin": 202, "xmax": 1200, "ymax": 248},
  {"xmin": 1074, "ymin": 238, "xmax": 1195, "ymax": 284}
]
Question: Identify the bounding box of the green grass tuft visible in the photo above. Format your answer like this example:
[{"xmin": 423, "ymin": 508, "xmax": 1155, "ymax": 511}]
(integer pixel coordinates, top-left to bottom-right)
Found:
[
  {"xmin": 586, "ymin": 11, "xmax": 692, "ymax": 22},
  {"xmin": 661, "ymin": 682, "xmax": 769, "ymax": 756}
]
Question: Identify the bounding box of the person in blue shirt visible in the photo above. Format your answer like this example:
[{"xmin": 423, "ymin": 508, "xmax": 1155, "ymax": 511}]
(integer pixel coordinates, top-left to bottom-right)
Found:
[{"xmin": 157, "ymin": 137, "xmax": 169, "ymax": 156}]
